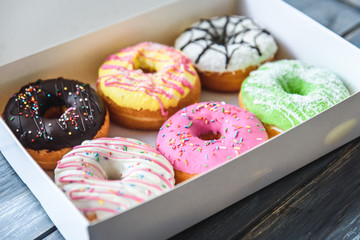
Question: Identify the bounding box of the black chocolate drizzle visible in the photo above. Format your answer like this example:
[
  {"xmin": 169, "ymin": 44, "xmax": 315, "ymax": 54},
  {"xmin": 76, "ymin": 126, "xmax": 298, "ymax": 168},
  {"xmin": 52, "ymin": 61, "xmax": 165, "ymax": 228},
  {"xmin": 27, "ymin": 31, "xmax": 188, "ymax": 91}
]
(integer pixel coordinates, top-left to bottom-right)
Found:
[
  {"xmin": 179, "ymin": 16, "xmax": 272, "ymax": 69},
  {"xmin": 3, "ymin": 78, "xmax": 106, "ymax": 151}
]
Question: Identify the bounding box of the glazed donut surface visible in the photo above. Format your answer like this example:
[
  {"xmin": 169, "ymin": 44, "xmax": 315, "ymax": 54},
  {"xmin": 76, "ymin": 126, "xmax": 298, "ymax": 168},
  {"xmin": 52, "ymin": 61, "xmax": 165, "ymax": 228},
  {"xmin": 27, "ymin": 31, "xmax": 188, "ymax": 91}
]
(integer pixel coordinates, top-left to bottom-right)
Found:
[
  {"xmin": 175, "ymin": 15, "xmax": 278, "ymax": 72},
  {"xmin": 156, "ymin": 102, "xmax": 268, "ymax": 183},
  {"xmin": 3, "ymin": 78, "xmax": 108, "ymax": 151},
  {"xmin": 55, "ymin": 137, "xmax": 175, "ymax": 221},
  {"xmin": 240, "ymin": 60, "xmax": 351, "ymax": 133},
  {"xmin": 97, "ymin": 42, "xmax": 201, "ymax": 129}
]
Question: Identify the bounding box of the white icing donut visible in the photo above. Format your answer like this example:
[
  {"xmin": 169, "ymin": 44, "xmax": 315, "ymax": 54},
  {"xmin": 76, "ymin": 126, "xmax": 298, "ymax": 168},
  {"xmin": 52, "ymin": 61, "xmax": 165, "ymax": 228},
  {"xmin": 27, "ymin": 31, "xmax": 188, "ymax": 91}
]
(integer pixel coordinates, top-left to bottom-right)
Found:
[
  {"xmin": 54, "ymin": 137, "xmax": 175, "ymax": 221},
  {"xmin": 175, "ymin": 15, "xmax": 278, "ymax": 72}
]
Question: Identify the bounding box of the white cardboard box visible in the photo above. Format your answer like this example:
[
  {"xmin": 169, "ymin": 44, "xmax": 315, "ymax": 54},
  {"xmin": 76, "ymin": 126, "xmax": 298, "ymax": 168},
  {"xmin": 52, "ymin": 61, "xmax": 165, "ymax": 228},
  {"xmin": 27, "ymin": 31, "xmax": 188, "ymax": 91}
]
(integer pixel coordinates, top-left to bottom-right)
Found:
[{"xmin": 1, "ymin": 0, "xmax": 360, "ymax": 239}]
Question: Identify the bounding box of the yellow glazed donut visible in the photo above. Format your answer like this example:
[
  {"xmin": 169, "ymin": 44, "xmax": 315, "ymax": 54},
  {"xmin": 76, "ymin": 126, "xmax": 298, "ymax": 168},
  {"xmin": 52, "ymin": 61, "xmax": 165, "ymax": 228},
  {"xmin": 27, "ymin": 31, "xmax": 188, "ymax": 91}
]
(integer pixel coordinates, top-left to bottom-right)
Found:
[{"xmin": 97, "ymin": 42, "xmax": 201, "ymax": 130}]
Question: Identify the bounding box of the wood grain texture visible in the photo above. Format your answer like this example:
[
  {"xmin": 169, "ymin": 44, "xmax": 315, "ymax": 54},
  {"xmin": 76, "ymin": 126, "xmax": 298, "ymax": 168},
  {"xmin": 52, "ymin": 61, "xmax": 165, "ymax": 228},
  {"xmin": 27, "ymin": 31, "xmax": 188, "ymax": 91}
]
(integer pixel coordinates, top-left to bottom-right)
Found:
[
  {"xmin": 43, "ymin": 229, "xmax": 65, "ymax": 240},
  {"xmin": 341, "ymin": 0, "xmax": 360, "ymax": 9},
  {"xmin": 345, "ymin": 25, "xmax": 360, "ymax": 46},
  {"xmin": 171, "ymin": 137, "xmax": 360, "ymax": 239},
  {"xmin": 239, "ymin": 137, "xmax": 360, "ymax": 240},
  {"xmin": 285, "ymin": 0, "xmax": 360, "ymax": 35},
  {"xmin": 0, "ymin": 152, "xmax": 55, "ymax": 240}
]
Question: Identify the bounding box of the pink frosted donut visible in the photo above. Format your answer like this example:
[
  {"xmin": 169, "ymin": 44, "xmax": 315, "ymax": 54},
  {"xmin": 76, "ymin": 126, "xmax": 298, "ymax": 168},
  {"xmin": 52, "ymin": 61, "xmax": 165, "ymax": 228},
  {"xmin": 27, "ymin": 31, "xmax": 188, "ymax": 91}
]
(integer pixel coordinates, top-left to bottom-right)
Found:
[{"xmin": 156, "ymin": 102, "xmax": 268, "ymax": 183}]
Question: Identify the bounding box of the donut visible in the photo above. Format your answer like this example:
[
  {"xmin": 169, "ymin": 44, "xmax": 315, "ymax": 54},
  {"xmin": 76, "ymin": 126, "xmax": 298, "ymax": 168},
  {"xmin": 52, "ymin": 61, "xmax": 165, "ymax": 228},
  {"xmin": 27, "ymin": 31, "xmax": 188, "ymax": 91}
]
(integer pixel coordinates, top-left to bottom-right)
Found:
[
  {"xmin": 156, "ymin": 102, "xmax": 268, "ymax": 183},
  {"xmin": 54, "ymin": 137, "xmax": 175, "ymax": 221},
  {"xmin": 239, "ymin": 60, "xmax": 351, "ymax": 137},
  {"xmin": 3, "ymin": 77, "xmax": 109, "ymax": 169},
  {"xmin": 97, "ymin": 42, "xmax": 201, "ymax": 130},
  {"xmin": 174, "ymin": 15, "xmax": 278, "ymax": 92}
]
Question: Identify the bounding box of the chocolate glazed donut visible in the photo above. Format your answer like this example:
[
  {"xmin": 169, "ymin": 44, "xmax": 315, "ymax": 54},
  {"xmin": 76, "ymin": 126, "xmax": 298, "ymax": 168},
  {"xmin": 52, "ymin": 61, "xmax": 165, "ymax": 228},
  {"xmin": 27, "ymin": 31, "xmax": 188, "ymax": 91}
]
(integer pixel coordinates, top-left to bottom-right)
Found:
[{"xmin": 3, "ymin": 77, "xmax": 109, "ymax": 169}]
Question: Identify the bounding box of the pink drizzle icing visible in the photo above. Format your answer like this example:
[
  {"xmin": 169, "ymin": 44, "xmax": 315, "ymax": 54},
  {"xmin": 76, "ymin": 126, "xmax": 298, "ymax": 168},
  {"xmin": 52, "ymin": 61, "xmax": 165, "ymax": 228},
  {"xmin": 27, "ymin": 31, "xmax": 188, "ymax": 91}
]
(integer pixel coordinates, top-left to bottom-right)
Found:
[
  {"xmin": 97, "ymin": 42, "xmax": 197, "ymax": 117},
  {"xmin": 156, "ymin": 102, "xmax": 268, "ymax": 174},
  {"xmin": 54, "ymin": 137, "xmax": 175, "ymax": 219}
]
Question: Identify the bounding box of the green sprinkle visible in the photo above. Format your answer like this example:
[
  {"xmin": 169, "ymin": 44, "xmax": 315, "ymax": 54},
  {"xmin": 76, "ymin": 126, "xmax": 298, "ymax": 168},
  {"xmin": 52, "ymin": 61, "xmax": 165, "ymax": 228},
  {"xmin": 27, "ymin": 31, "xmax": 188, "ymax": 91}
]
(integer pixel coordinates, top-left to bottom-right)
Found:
[
  {"xmin": 227, "ymin": 156, "xmax": 231, "ymax": 159},
  {"xmin": 123, "ymin": 145, "xmax": 128, "ymax": 151},
  {"xmin": 192, "ymin": 109, "xmax": 194, "ymax": 114},
  {"xmin": 162, "ymin": 184, "xmax": 166, "ymax": 189},
  {"xmin": 225, "ymin": 128, "xmax": 228, "ymax": 132},
  {"xmin": 204, "ymin": 164, "xmax": 208, "ymax": 167},
  {"xmin": 248, "ymin": 129, "xmax": 251, "ymax": 133},
  {"xmin": 260, "ymin": 128, "xmax": 265, "ymax": 131},
  {"xmin": 221, "ymin": 107, "xmax": 224, "ymax": 113},
  {"xmin": 206, "ymin": 142, "xmax": 210, "ymax": 146},
  {"xmin": 10, "ymin": 117, "xmax": 14, "ymax": 121},
  {"xmin": 188, "ymin": 121, "xmax": 193, "ymax": 127}
]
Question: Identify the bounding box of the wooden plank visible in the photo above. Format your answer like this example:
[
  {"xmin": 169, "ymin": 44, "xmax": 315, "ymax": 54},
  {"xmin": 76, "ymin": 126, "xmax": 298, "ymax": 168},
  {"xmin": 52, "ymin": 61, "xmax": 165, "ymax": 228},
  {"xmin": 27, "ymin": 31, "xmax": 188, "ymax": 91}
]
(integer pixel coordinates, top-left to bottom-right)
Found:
[
  {"xmin": 0, "ymin": 152, "xmax": 56, "ymax": 239},
  {"xmin": 285, "ymin": 0, "xmax": 360, "ymax": 35},
  {"xmin": 237, "ymin": 137, "xmax": 360, "ymax": 239},
  {"xmin": 43, "ymin": 229, "xmax": 65, "ymax": 240},
  {"xmin": 340, "ymin": 0, "xmax": 360, "ymax": 8},
  {"xmin": 345, "ymin": 25, "xmax": 360, "ymax": 46},
  {"xmin": 171, "ymin": 137, "xmax": 360, "ymax": 239}
]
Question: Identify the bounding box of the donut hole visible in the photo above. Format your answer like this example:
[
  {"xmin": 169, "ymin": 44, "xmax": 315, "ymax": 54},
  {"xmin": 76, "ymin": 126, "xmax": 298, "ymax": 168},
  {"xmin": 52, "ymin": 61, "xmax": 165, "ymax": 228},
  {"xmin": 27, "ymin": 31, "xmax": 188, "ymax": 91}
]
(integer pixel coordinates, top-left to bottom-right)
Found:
[
  {"xmin": 135, "ymin": 57, "xmax": 157, "ymax": 74},
  {"xmin": 42, "ymin": 105, "xmax": 68, "ymax": 119},
  {"xmin": 198, "ymin": 131, "xmax": 222, "ymax": 141},
  {"xmin": 137, "ymin": 65, "xmax": 156, "ymax": 74},
  {"xmin": 277, "ymin": 75, "xmax": 314, "ymax": 96},
  {"xmin": 106, "ymin": 171, "xmax": 123, "ymax": 181},
  {"xmin": 212, "ymin": 35, "xmax": 227, "ymax": 45}
]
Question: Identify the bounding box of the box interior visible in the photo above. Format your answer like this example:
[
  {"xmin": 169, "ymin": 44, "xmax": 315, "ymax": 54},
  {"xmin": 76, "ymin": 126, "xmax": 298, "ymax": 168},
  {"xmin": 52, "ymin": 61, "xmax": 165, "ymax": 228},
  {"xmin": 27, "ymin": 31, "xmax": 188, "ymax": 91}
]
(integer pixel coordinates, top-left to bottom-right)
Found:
[{"xmin": 1, "ymin": 0, "xmax": 360, "ymax": 239}]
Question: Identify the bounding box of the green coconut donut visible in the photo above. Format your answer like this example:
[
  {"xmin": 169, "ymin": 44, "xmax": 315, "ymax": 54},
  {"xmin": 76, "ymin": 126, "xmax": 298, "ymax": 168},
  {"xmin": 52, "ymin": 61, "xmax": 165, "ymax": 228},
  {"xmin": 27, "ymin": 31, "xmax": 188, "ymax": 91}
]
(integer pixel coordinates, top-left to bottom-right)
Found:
[{"xmin": 239, "ymin": 60, "xmax": 350, "ymax": 135}]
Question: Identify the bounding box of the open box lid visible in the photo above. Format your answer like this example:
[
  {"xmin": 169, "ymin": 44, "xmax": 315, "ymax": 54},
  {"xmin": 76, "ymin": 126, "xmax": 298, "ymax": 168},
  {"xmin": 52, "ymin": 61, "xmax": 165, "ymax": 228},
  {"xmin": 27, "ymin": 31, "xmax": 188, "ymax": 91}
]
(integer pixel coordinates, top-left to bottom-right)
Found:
[
  {"xmin": 0, "ymin": 0, "xmax": 183, "ymax": 67},
  {"xmin": 1, "ymin": 0, "xmax": 360, "ymax": 239}
]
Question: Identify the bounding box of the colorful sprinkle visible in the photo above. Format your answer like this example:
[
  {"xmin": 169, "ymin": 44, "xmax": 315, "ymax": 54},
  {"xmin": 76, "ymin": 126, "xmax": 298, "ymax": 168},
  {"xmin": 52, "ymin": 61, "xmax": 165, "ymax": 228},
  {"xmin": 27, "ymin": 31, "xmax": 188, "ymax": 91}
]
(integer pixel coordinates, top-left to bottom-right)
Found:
[{"xmin": 234, "ymin": 130, "xmax": 239, "ymax": 138}]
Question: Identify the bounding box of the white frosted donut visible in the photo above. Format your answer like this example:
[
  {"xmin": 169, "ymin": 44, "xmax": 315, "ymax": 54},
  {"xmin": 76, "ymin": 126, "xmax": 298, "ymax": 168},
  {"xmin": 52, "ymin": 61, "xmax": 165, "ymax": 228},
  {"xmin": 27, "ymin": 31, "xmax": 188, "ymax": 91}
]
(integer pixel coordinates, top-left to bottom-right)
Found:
[
  {"xmin": 54, "ymin": 137, "xmax": 175, "ymax": 221},
  {"xmin": 175, "ymin": 15, "xmax": 278, "ymax": 72},
  {"xmin": 175, "ymin": 15, "xmax": 278, "ymax": 92}
]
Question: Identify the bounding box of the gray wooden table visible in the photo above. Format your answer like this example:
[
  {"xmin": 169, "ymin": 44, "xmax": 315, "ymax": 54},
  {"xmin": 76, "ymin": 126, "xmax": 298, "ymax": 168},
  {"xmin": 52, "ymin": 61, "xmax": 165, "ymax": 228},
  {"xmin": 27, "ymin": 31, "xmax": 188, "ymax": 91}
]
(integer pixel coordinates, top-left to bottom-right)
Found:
[{"xmin": 1, "ymin": 0, "xmax": 360, "ymax": 239}]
